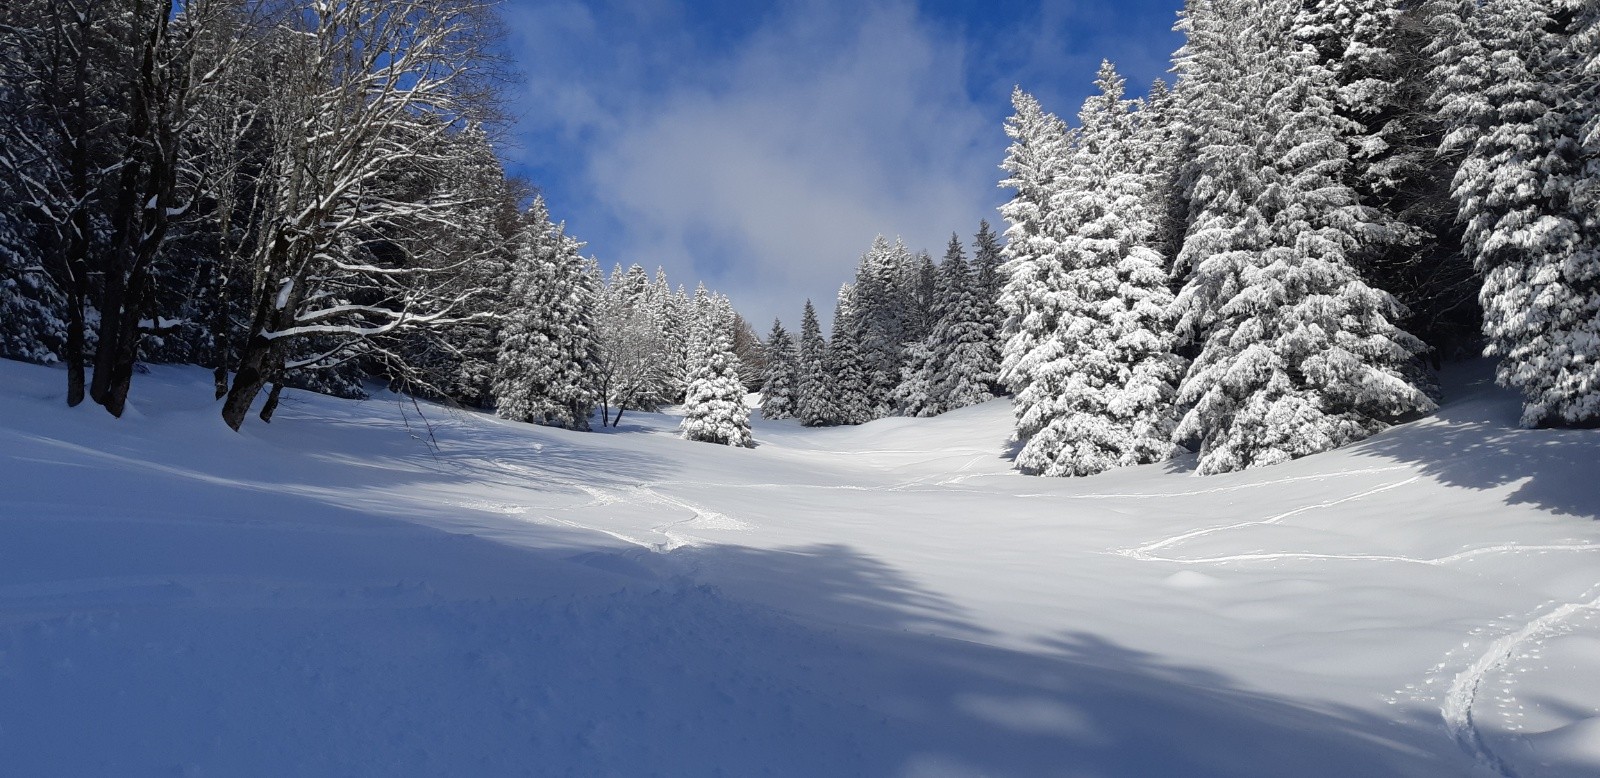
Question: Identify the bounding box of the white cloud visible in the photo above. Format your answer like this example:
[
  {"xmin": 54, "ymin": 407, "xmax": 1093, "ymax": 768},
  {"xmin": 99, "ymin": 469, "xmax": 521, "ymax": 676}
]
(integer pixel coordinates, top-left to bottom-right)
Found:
[
  {"xmin": 511, "ymin": 0, "xmax": 1004, "ymax": 328},
  {"xmin": 503, "ymin": 0, "xmax": 1184, "ymax": 329}
]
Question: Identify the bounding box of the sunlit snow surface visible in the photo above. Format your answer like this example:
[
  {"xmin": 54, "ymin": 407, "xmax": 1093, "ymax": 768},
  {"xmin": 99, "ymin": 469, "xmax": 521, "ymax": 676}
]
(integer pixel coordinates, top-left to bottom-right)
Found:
[{"xmin": 2, "ymin": 358, "xmax": 1597, "ymax": 777}]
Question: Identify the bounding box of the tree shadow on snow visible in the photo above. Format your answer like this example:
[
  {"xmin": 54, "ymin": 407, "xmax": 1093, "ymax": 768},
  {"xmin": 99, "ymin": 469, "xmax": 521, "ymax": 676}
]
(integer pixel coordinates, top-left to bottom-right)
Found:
[
  {"xmin": 0, "ymin": 515, "xmax": 1486, "ymax": 777},
  {"xmin": 641, "ymin": 541, "xmax": 1474, "ymax": 778},
  {"xmin": 1349, "ymin": 364, "xmax": 1600, "ymax": 520}
]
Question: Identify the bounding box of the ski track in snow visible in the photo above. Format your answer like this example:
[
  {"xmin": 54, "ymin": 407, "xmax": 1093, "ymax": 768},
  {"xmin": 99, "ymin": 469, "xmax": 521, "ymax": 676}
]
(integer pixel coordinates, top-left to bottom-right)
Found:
[
  {"xmin": 1115, "ymin": 473, "xmax": 1425, "ymax": 564},
  {"xmin": 454, "ymin": 442, "xmax": 754, "ymax": 554},
  {"xmin": 1437, "ymin": 588, "xmax": 1600, "ymax": 778},
  {"xmin": 1108, "ymin": 464, "xmax": 1600, "ymax": 777}
]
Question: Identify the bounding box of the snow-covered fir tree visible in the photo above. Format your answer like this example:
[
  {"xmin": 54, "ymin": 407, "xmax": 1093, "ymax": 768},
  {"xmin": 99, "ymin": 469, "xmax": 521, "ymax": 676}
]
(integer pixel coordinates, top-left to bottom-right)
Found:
[
  {"xmin": 907, "ymin": 251, "xmax": 940, "ymax": 347},
  {"xmin": 759, "ymin": 319, "xmax": 800, "ymax": 420},
  {"xmin": 1294, "ymin": 0, "xmax": 1477, "ymax": 376},
  {"xmin": 1434, "ymin": 0, "xmax": 1599, "ymax": 427},
  {"xmin": 931, "ymin": 234, "xmax": 1002, "ymax": 413},
  {"xmin": 970, "ymin": 220, "xmax": 1007, "ymax": 396},
  {"xmin": 1172, "ymin": 0, "xmax": 1434, "ymax": 475},
  {"xmin": 893, "ymin": 236, "xmax": 957, "ymax": 417},
  {"xmin": 492, "ymin": 198, "xmax": 602, "ymax": 430},
  {"xmin": 848, "ymin": 236, "xmax": 918, "ymax": 417},
  {"xmin": 828, "ymin": 283, "xmax": 875, "ymax": 425},
  {"xmin": 1131, "ymin": 79, "xmax": 1191, "ymax": 266},
  {"xmin": 894, "ymin": 337, "xmax": 942, "ymax": 417},
  {"xmin": 998, "ymin": 88, "xmax": 1077, "ymax": 461},
  {"xmin": 1000, "ymin": 63, "xmax": 1182, "ymax": 477},
  {"xmin": 655, "ymin": 276, "xmax": 692, "ymax": 403},
  {"xmin": 680, "ymin": 326, "xmax": 755, "ymax": 448},
  {"xmin": 796, "ymin": 300, "xmax": 835, "ymax": 427}
]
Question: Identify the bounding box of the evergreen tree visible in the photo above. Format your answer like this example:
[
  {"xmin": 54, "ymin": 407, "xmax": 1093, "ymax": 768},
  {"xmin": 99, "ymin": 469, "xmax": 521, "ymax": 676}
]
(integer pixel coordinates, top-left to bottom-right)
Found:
[
  {"xmin": 971, "ymin": 220, "xmax": 1007, "ymax": 396},
  {"xmin": 1433, "ymin": 0, "xmax": 1598, "ymax": 426},
  {"xmin": 796, "ymin": 300, "xmax": 835, "ymax": 427},
  {"xmin": 999, "ymin": 88, "xmax": 1076, "ymax": 454},
  {"xmin": 932, "ymin": 234, "xmax": 1001, "ymax": 413},
  {"xmin": 851, "ymin": 236, "xmax": 917, "ymax": 416},
  {"xmin": 894, "ymin": 235, "xmax": 960, "ymax": 417},
  {"xmin": 907, "ymin": 251, "xmax": 940, "ymax": 345},
  {"xmin": 894, "ymin": 337, "xmax": 942, "ymax": 417},
  {"xmin": 655, "ymin": 276, "xmax": 692, "ymax": 402},
  {"xmin": 680, "ymin": 327, "xmax": 755, "ymax": 448},
  {"xmin": 1132, "ymin": 79, "xmax": 1191, "ymax": 266},
  {"xmin": 828, "ymin": 283, "xmax": 875, "ymax": 425},
  {"xmin": 1295, "ymin": 0, "xmax": 1475, "ymax": 376},
  {"xmin": 1173, "ymin": 0, "xmax": 1433, "ymax": 474},
  {"xmin": 492, "ymin": 199, "xmax": 601, "ymax": 430},
  {"xmin": 1006, "ymin": 63, "xmax": 1182, "ymax": 476},
  {"xmin": 759, "ymin": 319, "xmax": 800, "ymax": 420}
]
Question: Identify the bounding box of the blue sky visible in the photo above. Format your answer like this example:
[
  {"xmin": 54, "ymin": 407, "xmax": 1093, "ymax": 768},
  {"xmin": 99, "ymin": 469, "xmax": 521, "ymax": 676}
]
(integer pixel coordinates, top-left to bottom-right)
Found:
[{"xmin": 497, "ymin": 0, "xmax": 1185, "ymax": 328}]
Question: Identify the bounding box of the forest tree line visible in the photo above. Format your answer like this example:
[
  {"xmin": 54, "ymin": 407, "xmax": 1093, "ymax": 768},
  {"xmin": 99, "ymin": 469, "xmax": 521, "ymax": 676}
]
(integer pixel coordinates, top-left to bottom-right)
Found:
[
  {"xmin": 769, "ymin": 0, "xmax": 1598, "ymax": 476},
  {"xmin": 0, "ymin": 0, "xmax": 759, "ymax": 440},
  {"xmin": 3, "ymin": 0, "xmax": 1596, "ymax": 466}
]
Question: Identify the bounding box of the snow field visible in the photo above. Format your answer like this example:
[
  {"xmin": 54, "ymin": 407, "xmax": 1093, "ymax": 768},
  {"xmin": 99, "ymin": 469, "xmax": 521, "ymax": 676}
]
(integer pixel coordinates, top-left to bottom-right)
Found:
[{"xmin": 2, "ymin": 358, "xmax": 1598, "ymax": 776}]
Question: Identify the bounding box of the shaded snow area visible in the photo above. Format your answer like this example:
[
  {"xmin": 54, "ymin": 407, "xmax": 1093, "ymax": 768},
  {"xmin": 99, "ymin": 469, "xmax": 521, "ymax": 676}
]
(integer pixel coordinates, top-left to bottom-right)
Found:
[{"xmin": 2, "ymin": 359, "xmax": 1598, "ymax": 777}]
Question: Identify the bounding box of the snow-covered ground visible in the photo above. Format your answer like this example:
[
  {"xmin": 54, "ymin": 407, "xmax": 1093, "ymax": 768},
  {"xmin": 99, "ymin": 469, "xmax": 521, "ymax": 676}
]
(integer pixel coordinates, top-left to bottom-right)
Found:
[{"xmin": 2, "ymin": 358, "xmax": 1597, "ymax": 777}]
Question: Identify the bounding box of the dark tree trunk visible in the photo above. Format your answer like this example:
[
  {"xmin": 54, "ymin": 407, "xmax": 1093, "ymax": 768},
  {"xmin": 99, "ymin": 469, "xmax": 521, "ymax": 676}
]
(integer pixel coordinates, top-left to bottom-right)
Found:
[
  {"xmin": 63, "ymin": 291, "xmax": 87, "ymax": 407},
  {"xmin": 221, "ymin": 333, "xmax": 278, "ymax": 431},
  {"xmin": 259, "ymin": 382, "xmax": 284, "ymax": 423},
  {"xmin": 90, "ymin": 0, "xmax": 181, "ymax": 419},
  {"xmin": 58, "ymin": 10, "xmax": 96, "ymax": 409}
]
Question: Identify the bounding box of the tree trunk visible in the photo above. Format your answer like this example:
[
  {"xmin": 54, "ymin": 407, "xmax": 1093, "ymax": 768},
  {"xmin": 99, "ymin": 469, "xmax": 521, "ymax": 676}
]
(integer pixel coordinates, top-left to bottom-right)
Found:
[
  {"xmin": 259, "ymin": 382, "xmax": 284, "ymax": 423},
  {"xmin": 210, "ymin": 262, "xmax": 234, "ymax": 400},
  {"xmin": 63, "ymin": 291, "xmax": 86, "ymax": 407},
  {"xmin": 90, "ymin": 0, "xmax": 180, "ymax": 419},
  {"xmin": 221, "ymin": 334, "xmax": 277, "ymax": 431}
]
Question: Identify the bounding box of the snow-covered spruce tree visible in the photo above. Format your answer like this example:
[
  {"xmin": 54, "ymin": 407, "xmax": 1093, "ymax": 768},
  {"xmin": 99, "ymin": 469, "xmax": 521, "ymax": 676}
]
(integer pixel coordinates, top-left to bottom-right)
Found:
[
  {"xmin": 1003, "ymin": 63, "xmax": 1181, "ymax": 477},
  {"xmin": 828, "ymin": 283, "xmax": 875, "ymax": 425},
  {"xmin": 970, "ymin": 220, "xmax": 1007, "ymax": 396},
  {"xmin": 1580, "ymin": 2, "xmax": 1600, "ymax": 168},
  {"xmin": 1132, "ymin": 79, "xmax": 1191, "ymax": 268},
  {"xmin": 932, "ymin": 234, "xmax": 1002, "ymax": 413},
  {"xmin": 894, "ymin": 337, "xmax": 942, "ymax": 417},
  {"xmin": 850, "ymin": 235, "xmax": 918, "ymax": 417},
  {"xmin": 1172, "ymin": 0, "xmax": 1433, "ymax": 475},
  {"xmin": 652, "ymin": 271, "xmax": 692, "ymax": 402},
  {"xmin": 998, "ymin": 88, "xmax": 1076, "ymax": 459},
  {"xmin": 907, "ymin": 251, "xmax": 940, "ymax": 347},
  {"xmin": 1293, "ymin": 0, "xmax": 1477, "ymax": 386},
  {"xmin": 796, "ymin": 300, "xmax": 835, "ymax": 426},
  {"xmin": 680, "ymin": 325, "xmax": 755, "ymax": 448},
  {"xmin": 893, "ymin": 235, "xmax": 961, "ymax": 417},
  {"xmin": 1575, "ymin": 2, "xmax": 1599, "ymax": 232},
  {"xmin": 492, "ymin": 198, "xmax": 602, "ymax": 431},
  {"xmin": 759, "ymin": 319, "xmax": 800, "ymax": 420},
  {"xmin": 1433, "ymin": 0, "xmax": 1598, "ymax": 427}
]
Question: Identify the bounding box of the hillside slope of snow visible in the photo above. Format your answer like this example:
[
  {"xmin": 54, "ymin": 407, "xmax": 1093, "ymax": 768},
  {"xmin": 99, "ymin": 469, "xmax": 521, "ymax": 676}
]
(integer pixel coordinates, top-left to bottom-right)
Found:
[{"xmin": 1, "ymin": 358, "xmax": 1597, "ymax": 777}]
